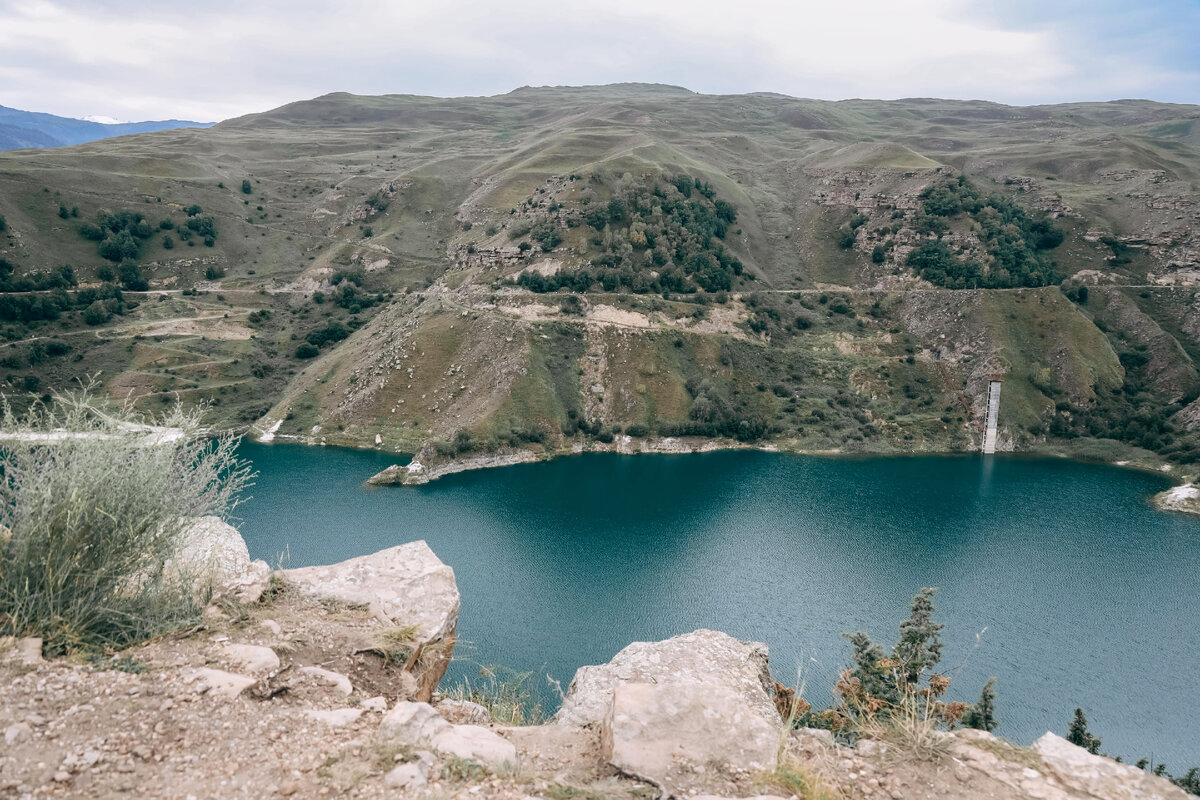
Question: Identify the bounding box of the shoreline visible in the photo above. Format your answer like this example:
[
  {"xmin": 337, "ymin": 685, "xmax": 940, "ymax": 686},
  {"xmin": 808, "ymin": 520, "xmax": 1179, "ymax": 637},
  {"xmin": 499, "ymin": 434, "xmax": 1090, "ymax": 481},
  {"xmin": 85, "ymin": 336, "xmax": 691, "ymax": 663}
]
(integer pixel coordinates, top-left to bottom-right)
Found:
[
  {"xmin": 243, "ymin": 424, "xmax": 1197, "ymax": 507},
  {"xmin": 239, "ymin": 431, "xmax": 1190, "ymax": 497}
]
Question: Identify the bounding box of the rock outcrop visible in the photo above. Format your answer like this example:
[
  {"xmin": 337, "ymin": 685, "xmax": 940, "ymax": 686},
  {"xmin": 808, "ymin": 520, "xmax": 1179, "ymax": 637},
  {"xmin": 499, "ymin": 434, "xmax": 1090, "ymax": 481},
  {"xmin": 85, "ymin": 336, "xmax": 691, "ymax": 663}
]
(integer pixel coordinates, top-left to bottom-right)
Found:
[
  {"xmin": 555, "ymin": 629, "xmax": 782, "ymax": 793},
  {"xmin": 1154, "ymin": 482, "xmax": 1200, "ymax": 514},
  {"xmin": 280, "ymin": 540, "xmax": 460, "ymax": 701},
  {"xmin": 1034, "ymin": 732, "xmax": 1191, "ymax": 800},
  {"xmin": 604, "ymin": 682, "xmax": 780, "ymax": 792},
  {"xmin": 555, "ymin": 629, "xmax": 777, "ymax": 727}
]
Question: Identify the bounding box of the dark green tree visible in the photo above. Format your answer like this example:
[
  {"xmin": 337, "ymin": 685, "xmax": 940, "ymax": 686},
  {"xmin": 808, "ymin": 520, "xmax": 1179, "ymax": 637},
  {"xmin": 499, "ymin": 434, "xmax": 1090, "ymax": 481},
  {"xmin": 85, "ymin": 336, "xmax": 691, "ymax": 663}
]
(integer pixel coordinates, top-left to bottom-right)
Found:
[
  {"xmin": 961, "ymin": 677, "xmax": 997, "ymax": 732},
  {"xmin": 1067, "ymin": 708, "xmax": 1101, "ymax": 754},
  {"xmin": 894, "ymin": 587, "xmax": 944, "ymax": 685},
  {"xmin": 82, "ymin": 300, "xmax": 112, "ymax": 326},
  {"xmin": 241, "ymin": 179, "xmax": 252, "ymax": 195},
  {"xmin": 118, "ymin": 261, "xmax": 148, "ymax": 292}
]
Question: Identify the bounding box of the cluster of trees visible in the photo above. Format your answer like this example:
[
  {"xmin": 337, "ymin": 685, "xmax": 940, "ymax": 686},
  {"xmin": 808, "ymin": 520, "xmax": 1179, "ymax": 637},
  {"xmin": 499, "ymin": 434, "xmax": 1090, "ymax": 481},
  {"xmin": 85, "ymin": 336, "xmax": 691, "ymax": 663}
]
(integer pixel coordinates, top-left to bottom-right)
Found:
[
  {"xmin": 80, "ymin": 210, "xmax": 155, "ymax": 263},
  {"xmin": 516, "ymin": 174, "xmax": 744, "ymax": 295},
  {"xmin": 906, "ymin": 176, "xmax": 1063, "ymax": 289},
  {"xmin": 79, "ymin": 208, "xmax": 218, "ymax": 264},
  {"xmin": 0, "ymin": 267, "xmax": 129, "ymax": 326},
  {"xmin": 295, "ymin": 322, "xmax": 350, "ymax": 358},
  {"xmin": 0, "ymin": 259, "xmax": 75, "ymax": 293},
  {"xmin": 326, "ymin": 270, "xmax": 385, "ymax": 313}
]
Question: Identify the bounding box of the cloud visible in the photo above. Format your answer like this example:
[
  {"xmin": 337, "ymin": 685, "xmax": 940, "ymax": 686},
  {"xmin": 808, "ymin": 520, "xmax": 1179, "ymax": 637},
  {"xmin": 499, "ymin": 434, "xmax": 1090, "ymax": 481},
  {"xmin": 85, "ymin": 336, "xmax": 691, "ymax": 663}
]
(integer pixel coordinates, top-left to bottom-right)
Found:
[{"xmin": 0, "ymin": 0, "xmax": 1194, "ymax": 121}]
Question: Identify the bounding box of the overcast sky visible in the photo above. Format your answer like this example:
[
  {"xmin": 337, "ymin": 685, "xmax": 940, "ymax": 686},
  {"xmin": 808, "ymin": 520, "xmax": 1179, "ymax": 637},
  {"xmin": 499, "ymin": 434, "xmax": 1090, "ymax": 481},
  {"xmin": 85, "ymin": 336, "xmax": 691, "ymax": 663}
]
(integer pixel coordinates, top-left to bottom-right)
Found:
[{"xmin": 1, "ymin": 0, "xmax": 1197, "ymax": 122}]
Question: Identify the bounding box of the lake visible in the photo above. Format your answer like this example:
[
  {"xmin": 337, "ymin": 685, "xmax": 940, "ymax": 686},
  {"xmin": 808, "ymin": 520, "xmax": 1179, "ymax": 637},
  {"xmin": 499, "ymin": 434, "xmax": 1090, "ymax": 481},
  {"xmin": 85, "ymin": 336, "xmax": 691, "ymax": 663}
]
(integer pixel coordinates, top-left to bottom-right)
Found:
[{"xmin": 234, "ymin": 443, "xmax": 1200, "ymax": 766}]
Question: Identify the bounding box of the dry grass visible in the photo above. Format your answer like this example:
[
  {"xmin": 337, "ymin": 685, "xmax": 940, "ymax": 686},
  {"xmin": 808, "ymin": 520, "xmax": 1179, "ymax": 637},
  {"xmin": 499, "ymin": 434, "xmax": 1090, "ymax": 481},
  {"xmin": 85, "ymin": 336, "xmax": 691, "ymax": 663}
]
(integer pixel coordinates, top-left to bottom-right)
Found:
[{"xmin": 443, "ymin": 665, "xmax": 548, "ymax": 726}]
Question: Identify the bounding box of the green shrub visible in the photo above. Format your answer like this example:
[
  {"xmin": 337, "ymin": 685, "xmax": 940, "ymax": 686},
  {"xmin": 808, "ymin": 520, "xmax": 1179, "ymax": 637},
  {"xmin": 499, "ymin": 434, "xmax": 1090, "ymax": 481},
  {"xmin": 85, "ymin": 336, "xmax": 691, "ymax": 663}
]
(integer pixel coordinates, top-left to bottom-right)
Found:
[
  {"xmin": 294, "ymin": 343, "xmax": 319, "ymax": 359},
  {"xmin": 0, "ymin": 391, "xmax": 251, "ymax": 654},
  {"xmin": 241, "ymin": 179, "xmax": 252, "ymax": 195},
  {"xmin": 82, "ymin": 300, "xmax": 111, "ymax": 325},
  {"xmin": 118, "ymin": 261, "xmax": 149, "ymax": 291}
]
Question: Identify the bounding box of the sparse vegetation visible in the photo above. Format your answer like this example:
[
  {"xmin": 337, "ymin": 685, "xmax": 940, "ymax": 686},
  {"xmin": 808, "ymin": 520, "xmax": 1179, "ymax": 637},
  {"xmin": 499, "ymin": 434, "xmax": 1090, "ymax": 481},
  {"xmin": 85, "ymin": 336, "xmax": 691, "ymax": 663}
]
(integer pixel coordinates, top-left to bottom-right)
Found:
[{"xmin": 0, "ymin": 389, "xmax": 251, "ymax": 654}]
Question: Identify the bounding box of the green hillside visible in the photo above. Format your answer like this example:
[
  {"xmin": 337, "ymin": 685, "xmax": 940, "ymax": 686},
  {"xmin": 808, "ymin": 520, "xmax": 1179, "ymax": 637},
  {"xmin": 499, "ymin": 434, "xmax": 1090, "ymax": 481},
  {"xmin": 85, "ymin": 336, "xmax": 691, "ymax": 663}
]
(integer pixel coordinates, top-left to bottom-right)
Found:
[{"xmin": 1, "ymin": 85, "xmax": 1199, "ymax": 472}]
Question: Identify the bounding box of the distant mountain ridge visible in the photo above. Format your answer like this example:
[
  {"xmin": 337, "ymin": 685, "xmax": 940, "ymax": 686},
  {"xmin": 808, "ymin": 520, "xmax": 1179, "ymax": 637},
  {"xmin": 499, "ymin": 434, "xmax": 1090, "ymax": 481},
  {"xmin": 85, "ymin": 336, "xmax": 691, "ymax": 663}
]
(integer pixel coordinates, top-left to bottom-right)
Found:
[{"xmin": 0, "ymin": 104, "xmax": 212, "ymax": 151}]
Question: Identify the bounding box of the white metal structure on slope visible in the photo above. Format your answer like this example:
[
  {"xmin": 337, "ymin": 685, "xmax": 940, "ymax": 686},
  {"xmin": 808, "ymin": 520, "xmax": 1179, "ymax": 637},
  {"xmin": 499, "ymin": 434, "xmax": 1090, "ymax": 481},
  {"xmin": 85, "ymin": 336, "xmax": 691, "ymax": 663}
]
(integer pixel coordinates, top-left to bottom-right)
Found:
[{"xmin": 983, "ymin": 380, "xmax": 1002, "ymax": 454}]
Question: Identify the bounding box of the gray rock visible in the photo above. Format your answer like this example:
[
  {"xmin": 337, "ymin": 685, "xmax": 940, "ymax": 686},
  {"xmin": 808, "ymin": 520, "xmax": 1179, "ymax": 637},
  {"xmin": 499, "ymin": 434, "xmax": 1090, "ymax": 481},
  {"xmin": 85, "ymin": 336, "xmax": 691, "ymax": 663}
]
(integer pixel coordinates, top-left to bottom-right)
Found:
[
  {"xmin": 1033, "ymin": 733, "xmax": 1191, "ymax": 800},
  {"xmin": 436, "ymin": 698, "xmax": 491, "ymax": 725},
  {"xmin": 184, "ymin": 667, "xmax": 257, "ymax": 699},
  {"xmin": 602, "ymin": 682, "xmax": 779, "ymax": 792},
  {"xmin": 555, "ymin": 629, "xmax": 777, "ymax": 728},
  {"xmin": 360, "ymin": 696, "xmax": 388, "ymax": 713},
  {"xmin": 378, "ymin": 701, "xmax": 517, "ymax": 769},
  {"xmin": 302, "ymin": 708, "xmax": 363, "ymax": 726},
  {"xmin": 430, "ymin": 724, "xmax": 518, "ymax": 768},
  {"xmin": 0, "ymin": 636, "xmax": 43, "ymax": 665},
  {"xmin": 281, "ymin": 540, "xmax": 459, "ymax": 700},
  {"xmin": 379, "ymin": 701, "xmax": 451, "ymax": 742},
  {"xmin": 222, "ymin": 643, "xmax": 279, "ymax": 675},
  {"xmin": 4, "ymin": 722, "xmax": 31, "ymax": 745},
  {"xmin": 298, "ymin": 666, "xmax": 353, "ymax": 696},
  {"xmin": 384, "ymin": 761, "xmax": 428, "ymax": 789}
]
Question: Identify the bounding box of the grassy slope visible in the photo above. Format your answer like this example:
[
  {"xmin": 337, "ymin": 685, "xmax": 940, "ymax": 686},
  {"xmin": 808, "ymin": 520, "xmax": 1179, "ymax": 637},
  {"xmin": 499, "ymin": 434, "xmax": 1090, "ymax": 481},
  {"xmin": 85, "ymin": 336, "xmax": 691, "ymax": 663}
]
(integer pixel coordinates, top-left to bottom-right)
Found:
[{"xmin": 1, "ymin": 85, "xmax": 1198, "ymax": 469}]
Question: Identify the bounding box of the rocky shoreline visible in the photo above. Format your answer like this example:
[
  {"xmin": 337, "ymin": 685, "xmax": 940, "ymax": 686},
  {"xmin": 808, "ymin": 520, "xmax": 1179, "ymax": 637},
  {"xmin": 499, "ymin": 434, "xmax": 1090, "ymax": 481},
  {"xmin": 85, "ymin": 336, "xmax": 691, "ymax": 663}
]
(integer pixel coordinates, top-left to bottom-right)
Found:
[{"xmin": 1, "ymin": 527, "xmax": 1191, "ymax": 799}]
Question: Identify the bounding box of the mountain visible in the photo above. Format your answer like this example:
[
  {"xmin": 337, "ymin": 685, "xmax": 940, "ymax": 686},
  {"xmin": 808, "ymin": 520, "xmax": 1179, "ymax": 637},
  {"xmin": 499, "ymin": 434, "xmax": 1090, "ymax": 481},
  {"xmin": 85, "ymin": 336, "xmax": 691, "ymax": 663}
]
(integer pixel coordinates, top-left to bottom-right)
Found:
[
  {"xmin": 0, "ymin": 84, "xmax": 1199, "ymax": 475},
  {"xmin": 0, "ymin": 104, "xmax": 213, "ymax": 150}
]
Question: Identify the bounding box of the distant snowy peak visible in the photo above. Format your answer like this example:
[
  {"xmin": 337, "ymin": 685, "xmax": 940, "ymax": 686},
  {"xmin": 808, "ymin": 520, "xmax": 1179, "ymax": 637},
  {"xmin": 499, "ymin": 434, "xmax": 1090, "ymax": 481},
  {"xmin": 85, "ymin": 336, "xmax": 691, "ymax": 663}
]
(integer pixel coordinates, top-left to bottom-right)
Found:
[{"xmin": 80, "ymin": 115, "xmax": 126, "ymax": 125}]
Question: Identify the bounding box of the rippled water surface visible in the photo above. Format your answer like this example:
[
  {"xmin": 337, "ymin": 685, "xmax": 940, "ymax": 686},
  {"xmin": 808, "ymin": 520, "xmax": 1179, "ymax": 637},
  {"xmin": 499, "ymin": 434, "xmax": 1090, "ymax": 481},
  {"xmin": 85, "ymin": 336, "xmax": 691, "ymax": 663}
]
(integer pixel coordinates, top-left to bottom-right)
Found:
[{"xmin": 234, "ymin": 444, "xmax": 1200, "ymax": 765}]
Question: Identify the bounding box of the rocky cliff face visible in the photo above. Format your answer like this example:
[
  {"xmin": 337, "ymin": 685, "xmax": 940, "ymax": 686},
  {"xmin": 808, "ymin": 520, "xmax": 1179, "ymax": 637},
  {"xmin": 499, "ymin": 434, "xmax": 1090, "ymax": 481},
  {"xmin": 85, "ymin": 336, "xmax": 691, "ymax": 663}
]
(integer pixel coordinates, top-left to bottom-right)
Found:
[{"xmin": 0, "ymin": 532, "xmax": 1190, "ymax": 799}]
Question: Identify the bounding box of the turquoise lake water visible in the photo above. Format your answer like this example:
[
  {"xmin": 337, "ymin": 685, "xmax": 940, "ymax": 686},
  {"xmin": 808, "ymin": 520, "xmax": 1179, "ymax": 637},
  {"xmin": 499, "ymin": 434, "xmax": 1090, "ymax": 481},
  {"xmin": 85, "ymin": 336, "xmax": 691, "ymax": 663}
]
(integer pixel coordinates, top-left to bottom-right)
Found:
[{"xmin": 233, "ymin": 443, "xmax": 1200, "ymax": 766}]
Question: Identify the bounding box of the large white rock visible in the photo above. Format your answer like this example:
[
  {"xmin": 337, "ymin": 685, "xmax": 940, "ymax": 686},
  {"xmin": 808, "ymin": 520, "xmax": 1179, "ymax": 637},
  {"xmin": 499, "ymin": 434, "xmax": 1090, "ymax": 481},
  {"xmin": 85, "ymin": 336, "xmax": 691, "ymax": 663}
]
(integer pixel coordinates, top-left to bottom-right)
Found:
[
  {"xmin": 281, "ymin": 540, "xmax": 459, "ymax": 699},
  {"xmin": 281, "ymin": 540, "xmax": 458, "ymax": 640},
  {"xmin": 1033, "ymin": 733, "xmax": 1191, "ymax": 800},
  {"xmin": 172, "ymin": 516, "xmax": 271, "ymax": 603},
  {"xmin": 555, "ymin": 629, "xmax": 777, "ymax": 728},
  {"xmin": 603, "ymin": 682, "xmax": 780, "ymax": 791},
  {"xmin": 555, "ymin": 630, "xmax": 781, "ymax": 794}
]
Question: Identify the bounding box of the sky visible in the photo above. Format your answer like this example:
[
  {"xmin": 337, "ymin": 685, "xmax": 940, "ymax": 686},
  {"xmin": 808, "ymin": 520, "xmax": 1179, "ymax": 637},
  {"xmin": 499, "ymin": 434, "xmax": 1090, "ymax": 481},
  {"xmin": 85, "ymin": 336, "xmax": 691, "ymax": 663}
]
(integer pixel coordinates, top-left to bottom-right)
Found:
[{"xmin": 0, "ymin": 0, "xmax": 1197, "ymax": 122}]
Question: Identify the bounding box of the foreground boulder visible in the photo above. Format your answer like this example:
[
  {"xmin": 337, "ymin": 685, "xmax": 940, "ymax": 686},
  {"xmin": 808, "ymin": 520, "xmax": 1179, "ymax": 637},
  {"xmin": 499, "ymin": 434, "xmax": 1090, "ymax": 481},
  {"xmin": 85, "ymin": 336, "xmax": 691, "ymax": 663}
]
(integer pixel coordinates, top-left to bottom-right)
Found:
[
  {"xmin": 556, "ymin": 629, "xmax": 782, "ymax": 792},
  {"xmin": 280, "ymin": 540, "xmax": 459, "ymax": 700},
  {"xmin": 1033, "ymin": 733, "xmax": 1191, "ymax": 800},
  {"xmin": 604, "ymin": 682, "xmax": 780, "ymax": 791},
  {"xmin": 172, "ymin": 516, "xmax": 271, "ymax": 603},
  {"xmin": 555, "ymin": 629, "xmax": 778, "ymax": 727}
]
